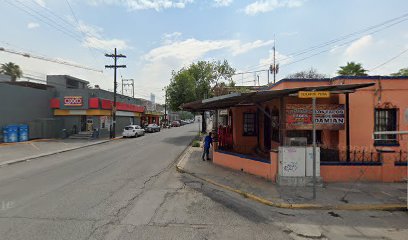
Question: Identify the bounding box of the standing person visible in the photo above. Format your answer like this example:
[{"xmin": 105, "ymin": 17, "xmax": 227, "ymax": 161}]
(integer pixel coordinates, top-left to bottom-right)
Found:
[{"xmin": 202, "ymin": 132, "xmax": 213, "ymax": 161}]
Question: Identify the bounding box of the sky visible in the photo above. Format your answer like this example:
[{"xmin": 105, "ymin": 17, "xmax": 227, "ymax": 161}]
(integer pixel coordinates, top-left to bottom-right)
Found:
[{"xmin": 0, "ymin": 0, "xmax": 407, "ymax": 103}]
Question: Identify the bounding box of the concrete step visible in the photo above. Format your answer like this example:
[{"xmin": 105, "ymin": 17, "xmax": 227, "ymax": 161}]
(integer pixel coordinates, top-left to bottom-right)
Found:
[{"xmin": 69, "ymin": 133, "xmax": 93, "ymax": 139}]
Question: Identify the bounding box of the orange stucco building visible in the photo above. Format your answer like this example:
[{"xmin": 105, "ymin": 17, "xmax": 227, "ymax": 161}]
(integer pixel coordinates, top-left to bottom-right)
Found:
[{"xmin": 184, "ymin": 76, "xmax": 408, "ymax": 183}]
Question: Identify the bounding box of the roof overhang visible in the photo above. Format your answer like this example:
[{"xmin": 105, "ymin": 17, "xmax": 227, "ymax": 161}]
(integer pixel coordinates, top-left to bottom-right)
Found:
[{"xmin": 181, "ymin": 82, "xmax": 375, "ymax": 111}]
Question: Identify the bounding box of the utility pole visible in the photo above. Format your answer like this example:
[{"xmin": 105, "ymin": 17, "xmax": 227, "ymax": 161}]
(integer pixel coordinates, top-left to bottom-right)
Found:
[
  {"xmin": 273, "ymin": 39, "xmax": 276, "ymax": 83},
  {"xmin": 269, "ymin": 36, "xmax": 279, "ymax": 84},
  {"xmin": 163, "ymin": 87, "xmax": 168, "ymax": 123},
  {"xmin": 105, "ymin": 48, "xmax": 126, "ymax": 139}
]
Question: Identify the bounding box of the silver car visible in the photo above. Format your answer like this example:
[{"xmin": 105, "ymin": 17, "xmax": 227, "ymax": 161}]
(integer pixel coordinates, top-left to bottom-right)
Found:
[{"xmin": 122, "ymin": 125, "xmax": 145, "ymax": 138}]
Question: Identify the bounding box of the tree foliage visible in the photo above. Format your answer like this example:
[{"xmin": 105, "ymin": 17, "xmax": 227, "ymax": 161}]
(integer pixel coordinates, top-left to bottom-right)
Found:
[
  {"xmin": 286, "ymin": 67, "xmax": 327, "ymax": 79},
  {"xmin": 167, "ymin": 60, "xmax": 235, "ymax": 111},
  {"xmin": 337, "ymin": 62, "xmax": 368, "ymax": 76},
  {"xmin": 390, "ymin": 67, "xmax": 408, "ymax": 76},
  {"xmin": 0, "ymin": 62, "xmax": 23, "ymax": 82}
]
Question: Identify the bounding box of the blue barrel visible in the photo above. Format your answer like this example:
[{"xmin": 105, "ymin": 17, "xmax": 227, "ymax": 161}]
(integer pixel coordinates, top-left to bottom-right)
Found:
[
  {"xmin": 3, "ymin": 126, "xmax": 9, "ymax": 143},
  {"xmin": 6, "ymin": 125, "xmax": 19, "ymax": 143},
  {"xmin": 18, "ymin": 124, "xmax": 29, "ymax": 142}
]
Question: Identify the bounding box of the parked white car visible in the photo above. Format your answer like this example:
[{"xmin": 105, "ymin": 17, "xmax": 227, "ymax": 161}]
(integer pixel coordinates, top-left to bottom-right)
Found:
[{"xmin": 122, "ymin": 125, "xmax": 145, "ymax": 138}]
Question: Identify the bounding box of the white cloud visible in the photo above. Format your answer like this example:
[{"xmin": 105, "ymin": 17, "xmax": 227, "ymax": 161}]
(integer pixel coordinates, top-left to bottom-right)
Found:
[
  {"xmin": 259, "ymin": 49, "xmax": 291, "ymax": 66},
  {"xmin": 345, "ymin": 35, "xmax": 373, "ymax": 58},
  {"xmin": 34, "ymin": 0, "xmax": 46, "ymax": 7},
  {"xmin": 27, "ymin": 22, "xmax": 40, "ymax": 29},
  {"xmin": 74, "ymin": 20, "xmax": 130, "ymax": 50},
  {"xmin": 244, "ymin": 0, "xmax": 306, "ymax": 15},
  {"xmin": 162, "ymin": 32, "xmax": 182, "ymax": 44},
  {"xmin": 144, "ymin": 37, "xmax": 274, "ymax": 64},
  {"xmin": 82, "ymin": 37, "xmax": 129, "ymax": 50},
  {"xmin": 136, "ymin": 35, "xmax": 274, "ymax": 99},
  {"xmin": 214, "ymin": 0, "xmax": 233, "ymax": 7},
  {"xmin": 88, "ymin": 0, "xmax": 194, "ymax": 11},
  {"xmin": 230, "ymin": 39, "xmax": 274, "ymax": 55}
]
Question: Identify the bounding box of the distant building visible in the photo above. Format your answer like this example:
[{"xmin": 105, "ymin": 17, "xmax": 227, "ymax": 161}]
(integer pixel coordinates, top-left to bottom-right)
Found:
[{"xmin": 0, "ymin": 75, "xmax": 162, "ymax": 141}]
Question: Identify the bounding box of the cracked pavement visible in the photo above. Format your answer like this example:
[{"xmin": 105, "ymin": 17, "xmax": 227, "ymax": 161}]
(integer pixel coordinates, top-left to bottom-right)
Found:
[{"xmin": 0, "ymin": 124, "xmax": 407, "ymax": 240}]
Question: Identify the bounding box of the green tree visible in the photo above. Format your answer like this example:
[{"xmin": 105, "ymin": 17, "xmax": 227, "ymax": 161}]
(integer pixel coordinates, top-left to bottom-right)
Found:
[
  {"xmin": 286, "ymin": 67, "xmax": 327, "ymax": 79},
  {"xmin": 0, "ymin": 62, "xmax": 23, "ymax": 82},
  {"xmin": 167, "ymin": 60, "xmax": 235, "ymax": 111},
  {"xmin": 390, "ymin": 67, "xmax": 408, "ymax": 76},
  {"xmin": 337, "ymin": 62, "xmax": 368, "ymax": 76},
  {"xmin": 167, "ymin": 60, "xmax": 235, "ymax": 132}
]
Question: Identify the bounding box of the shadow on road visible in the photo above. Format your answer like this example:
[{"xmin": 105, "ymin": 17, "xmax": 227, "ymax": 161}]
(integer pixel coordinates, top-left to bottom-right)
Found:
[{"xmin": 162, "ymin": 135, "xmax": 196, "ymax": 146}]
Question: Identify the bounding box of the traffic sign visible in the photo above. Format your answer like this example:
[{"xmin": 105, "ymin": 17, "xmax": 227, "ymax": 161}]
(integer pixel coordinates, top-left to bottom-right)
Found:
[{"xmin": 298, "ymin": 91, "xmax": 330, "ymax": 98}]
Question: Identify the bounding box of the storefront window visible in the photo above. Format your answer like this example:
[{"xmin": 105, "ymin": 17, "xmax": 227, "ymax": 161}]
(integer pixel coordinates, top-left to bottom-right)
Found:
[
  {"xmin": 243, "ymin": 112, "xmax": 256, "ymax": 136},
  {"xmin": 374, "ymin": 108, "xmax": 398, "ymax": 145}
]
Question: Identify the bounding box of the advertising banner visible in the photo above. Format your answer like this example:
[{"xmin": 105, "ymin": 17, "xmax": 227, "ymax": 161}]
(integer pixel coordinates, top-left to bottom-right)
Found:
[{"xmin": 286, "ymin": 104, "xmax": 345, "ymax": 130}]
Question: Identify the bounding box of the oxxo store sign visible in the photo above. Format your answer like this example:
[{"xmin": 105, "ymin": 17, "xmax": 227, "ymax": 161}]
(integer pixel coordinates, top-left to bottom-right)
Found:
[{"xmin": 64, "ymin": 96, "xmax": 83, "ymax": 106}]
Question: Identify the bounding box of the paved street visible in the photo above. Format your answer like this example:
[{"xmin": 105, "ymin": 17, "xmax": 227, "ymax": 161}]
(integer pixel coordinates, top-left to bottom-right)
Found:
[{"xmin": 0, "ymin": 123, "xmax": 407, "ymax": 240}]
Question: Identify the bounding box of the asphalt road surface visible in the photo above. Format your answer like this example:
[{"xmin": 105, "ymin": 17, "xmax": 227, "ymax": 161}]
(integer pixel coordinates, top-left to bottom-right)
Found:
[{"xmin": 0, "ymin": 123, "xmax": 407, "ymax": 240}]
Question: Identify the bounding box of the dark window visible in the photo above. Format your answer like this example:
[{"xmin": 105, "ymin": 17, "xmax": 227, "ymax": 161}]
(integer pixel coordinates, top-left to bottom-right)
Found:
[
  {"xmin": 243, "ymin": 113, "xmax": 256, "ymax": 136},
  {"xmin": 374, "ymin": 108, "xmax": 398, "ymax": 145}
]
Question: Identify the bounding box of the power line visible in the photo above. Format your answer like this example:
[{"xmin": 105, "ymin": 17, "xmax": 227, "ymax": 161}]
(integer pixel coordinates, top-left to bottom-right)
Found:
[
  {"xmin": 30, "ymin": 0, "xmax": 79, "ymax": 29},
  {"xmin": 0, "ymin": 46, "xmax": 103, "ymax": 72},
  {"xmin": 7, "ymin": 0, "xmax": 107, "ymax": 55},
  {"xmin": 64, "ymin": 0, "xmax": 103, "ymax": 62},
  {"xmin": 369, "ymin": 48, "xmax": 408, "ymax": 72},
  {"xmin": 242, "ymin": 12, "xmax": 408, "ymax": 72},
  {"xmin": 6, "ymin": 0, "xmax": 83, "ymax": 42}
]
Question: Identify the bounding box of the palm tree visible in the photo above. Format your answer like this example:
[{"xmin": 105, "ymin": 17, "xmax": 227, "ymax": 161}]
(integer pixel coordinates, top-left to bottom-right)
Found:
[
  {"xmin": 337, "ymin": 62, "xmax": 368, "ymax": 76},
  {"xmin": 0, "ymin": 62, "xmax": 23, "ymax": 82}
]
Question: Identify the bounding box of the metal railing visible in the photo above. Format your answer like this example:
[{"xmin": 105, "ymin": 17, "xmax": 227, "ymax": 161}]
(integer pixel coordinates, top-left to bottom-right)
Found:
[{"xmin": 320, "ymin": 147, "xmax": 380, "ymax": 163}]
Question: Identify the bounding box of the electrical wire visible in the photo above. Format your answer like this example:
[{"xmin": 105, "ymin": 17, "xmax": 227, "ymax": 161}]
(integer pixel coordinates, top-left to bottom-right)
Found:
[
  {"xmin": 0, "ymin": 46, "xmax": 103, "ymax": 72},
  {"xmin": 64, "ymin": 0, "xmax": 103, "ymax": 61},
  {"xmin": 242, "ymin": 12, "xmax": 408, "ymax": 72},
  {"xmin": 6, "ymin": 0, "xmax": 83, "ymax": 42},
  {"xmin": 369, "ymin": 48, "xmax": 408, "ymax": 72}
]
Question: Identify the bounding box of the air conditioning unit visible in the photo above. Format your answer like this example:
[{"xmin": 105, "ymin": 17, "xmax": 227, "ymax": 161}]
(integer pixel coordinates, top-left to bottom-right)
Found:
[{"xmin": 284, "ymin": 137, "xmax": 307, "ymax": 147}]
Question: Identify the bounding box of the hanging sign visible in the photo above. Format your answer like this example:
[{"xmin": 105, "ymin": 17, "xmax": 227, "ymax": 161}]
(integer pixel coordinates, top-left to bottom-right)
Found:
[
  {"xmin": 298, "ymin": 91, "xmax": 330, "ymax": 98},
  {"xmin": 286, "ymin": 104, "xmax": 345, "ymax": 130}
]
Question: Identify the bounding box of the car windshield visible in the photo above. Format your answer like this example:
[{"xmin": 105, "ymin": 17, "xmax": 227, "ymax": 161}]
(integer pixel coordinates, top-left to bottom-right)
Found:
[
  {"xmin": 147, "ymin": 124, "xmax": 155, "ymax": 127},
  {"xmin": 124, "ymin": 126, "xmax": 134, "ymax": 130}
]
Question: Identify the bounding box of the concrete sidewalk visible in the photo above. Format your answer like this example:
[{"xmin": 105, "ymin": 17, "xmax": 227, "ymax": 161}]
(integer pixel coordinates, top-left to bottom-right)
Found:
[
  {"xmin": 177, "ymin": 146, "xmax": 407, "ymax": 211},
  {"xmin": 0, "ymin": 138, "xmax": 118, "ymax": 166}
]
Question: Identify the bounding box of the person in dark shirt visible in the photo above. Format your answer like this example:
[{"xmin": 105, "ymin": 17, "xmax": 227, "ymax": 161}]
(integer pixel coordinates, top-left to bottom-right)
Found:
[{"xmin": 202, "ymin": 132, "xmax": 213, "ymax": 161}]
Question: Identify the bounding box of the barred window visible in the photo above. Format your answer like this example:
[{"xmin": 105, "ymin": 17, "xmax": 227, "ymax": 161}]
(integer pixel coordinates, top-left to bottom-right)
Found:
[
  {"xmin": 243, "ymin": 113, "xmax": 256, "ymax": 136},
  {"xmin": 374, "ymin": 108, "xmax": 398, "ymax": 145}
]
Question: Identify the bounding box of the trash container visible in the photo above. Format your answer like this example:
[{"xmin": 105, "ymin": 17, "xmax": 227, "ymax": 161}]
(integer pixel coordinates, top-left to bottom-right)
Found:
[
  {"xmin": 3, "ymin": 126, "xmax": 9, "ymax": 143},
  {"xmin": 6, "ymin": 125, "xmax": 19, "ymax": 143},
  {"xmin": 18, "ymin": 124, "xmax": 29, "ymax": 142}
]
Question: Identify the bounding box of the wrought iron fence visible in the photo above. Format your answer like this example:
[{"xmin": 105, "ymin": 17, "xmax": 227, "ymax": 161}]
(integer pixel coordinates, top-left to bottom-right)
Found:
[
  {"xmin": 320, "ymin": 147, "xmax": 380, "ymax": 163},
  {"xmin": 393, "ymin": 150, "xmax": 408, "ymax": 163}
]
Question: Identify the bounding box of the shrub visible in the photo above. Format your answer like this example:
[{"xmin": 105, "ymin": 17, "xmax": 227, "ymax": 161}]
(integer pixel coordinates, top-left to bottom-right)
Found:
[{"xmin": 192, "ymin": 140, "xmax": 201, "ymax": 147}]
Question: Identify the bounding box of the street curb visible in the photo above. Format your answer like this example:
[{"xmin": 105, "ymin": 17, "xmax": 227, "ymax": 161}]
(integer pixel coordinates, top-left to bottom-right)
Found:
[
  {"xmin": 176, "ymin": 147, "xmax": 407, "ymax": 211},
  {"xmin": 0, "ymin": 137, "xmax": 123, "ymax": 167}
]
